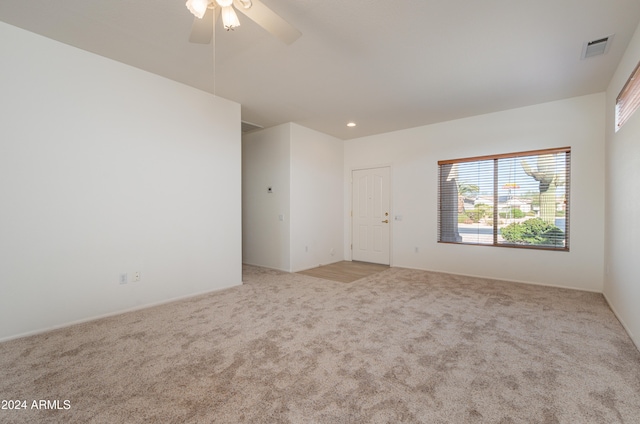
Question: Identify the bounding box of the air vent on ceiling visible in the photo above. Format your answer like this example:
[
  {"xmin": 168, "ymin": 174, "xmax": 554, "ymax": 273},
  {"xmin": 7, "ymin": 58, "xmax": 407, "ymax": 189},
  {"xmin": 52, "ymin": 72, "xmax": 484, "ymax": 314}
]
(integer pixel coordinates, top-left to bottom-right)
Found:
[
  {"xmin": 241, "ymin": 121, "xmax": 263, "ymax": 133},
  {"xmin": 581, "ymin": 35, "xmax": 613, "ymax": 59}
]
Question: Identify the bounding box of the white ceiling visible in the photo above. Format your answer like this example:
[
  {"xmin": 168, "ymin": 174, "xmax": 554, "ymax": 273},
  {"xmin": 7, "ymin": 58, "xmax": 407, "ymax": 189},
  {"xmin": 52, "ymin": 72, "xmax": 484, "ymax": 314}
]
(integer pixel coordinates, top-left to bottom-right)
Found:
[{"xmin": 2, "ymin": 0, "xmax": 640, "ymax": 139}]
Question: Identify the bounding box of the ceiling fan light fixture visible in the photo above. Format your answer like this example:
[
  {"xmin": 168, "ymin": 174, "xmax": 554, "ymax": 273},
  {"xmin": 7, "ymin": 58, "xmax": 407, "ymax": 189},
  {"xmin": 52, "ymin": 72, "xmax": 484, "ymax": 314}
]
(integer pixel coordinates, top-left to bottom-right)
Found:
[
  {"xmin": 185, "ymin": 0, "xmax": 210, "ymax": 19},
  {"xmin": 221, "ymin": 6, "xmax": 240, "ymax": 30},
  {"xmin": 216, "ymin": 0, "xmax": 234, "ymax": 7},
  {"xmin": 237, "ymin": 0, "xmax": 252, "ymax": 9}
]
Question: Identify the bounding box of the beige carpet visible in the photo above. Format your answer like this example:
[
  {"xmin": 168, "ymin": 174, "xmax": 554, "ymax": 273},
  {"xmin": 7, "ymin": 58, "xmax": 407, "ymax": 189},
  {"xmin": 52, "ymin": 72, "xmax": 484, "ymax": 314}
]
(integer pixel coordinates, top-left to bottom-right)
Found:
[{"xmin": 1, "ymin": 266, "xmax": 639, "ymax": 423}]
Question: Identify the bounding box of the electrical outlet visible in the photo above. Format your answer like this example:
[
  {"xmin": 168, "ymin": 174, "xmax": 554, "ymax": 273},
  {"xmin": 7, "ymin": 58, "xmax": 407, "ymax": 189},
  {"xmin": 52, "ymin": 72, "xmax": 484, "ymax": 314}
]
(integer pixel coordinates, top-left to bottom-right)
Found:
[
  {"xmin": 119, "ymin": 273, "xmax": 128, "ymax": 285},
  {"xmin": 133, "ymin": 272, "xmax": 141, "ymax": 282}
]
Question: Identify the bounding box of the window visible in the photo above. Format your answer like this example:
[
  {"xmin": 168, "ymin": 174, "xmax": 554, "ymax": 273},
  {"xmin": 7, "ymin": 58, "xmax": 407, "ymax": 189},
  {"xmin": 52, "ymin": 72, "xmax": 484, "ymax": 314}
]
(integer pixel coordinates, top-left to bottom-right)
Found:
[
  {"xmin": 616, "ymin": 60, "xmax": 640, "ymax": 131},
  {"xmin": 438, "ymin": 147, "xmax": 570, "ymax": 251}
]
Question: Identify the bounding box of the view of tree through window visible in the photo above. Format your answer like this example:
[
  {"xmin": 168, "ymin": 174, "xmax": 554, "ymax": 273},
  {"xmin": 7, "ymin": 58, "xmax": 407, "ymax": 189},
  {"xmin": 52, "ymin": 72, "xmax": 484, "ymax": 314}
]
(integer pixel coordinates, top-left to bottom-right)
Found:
[{"xmin": 438, "ymin": 147, "xmax": 570, "ymax": 251}]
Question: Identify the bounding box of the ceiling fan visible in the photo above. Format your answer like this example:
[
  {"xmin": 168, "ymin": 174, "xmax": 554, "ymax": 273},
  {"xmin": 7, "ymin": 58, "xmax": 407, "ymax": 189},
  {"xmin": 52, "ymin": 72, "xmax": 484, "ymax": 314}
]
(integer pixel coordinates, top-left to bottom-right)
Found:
[{"xmin": 185, "ymin": 0, "xmax": 301, "ymax": 45}]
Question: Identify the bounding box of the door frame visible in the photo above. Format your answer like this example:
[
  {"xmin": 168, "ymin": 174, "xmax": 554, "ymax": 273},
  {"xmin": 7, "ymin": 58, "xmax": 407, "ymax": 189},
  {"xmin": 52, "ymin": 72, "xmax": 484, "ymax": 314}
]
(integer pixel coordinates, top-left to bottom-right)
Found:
[{"xmin": 349, "ymin": 164, "xmax": 393, "ymax": 265}]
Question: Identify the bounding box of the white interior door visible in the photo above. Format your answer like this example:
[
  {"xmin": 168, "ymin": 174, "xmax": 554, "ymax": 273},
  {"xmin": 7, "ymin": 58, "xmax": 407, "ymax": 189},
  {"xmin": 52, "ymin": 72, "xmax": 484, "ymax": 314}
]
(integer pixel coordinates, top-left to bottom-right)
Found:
[{"xmin": 352, "ymin": 167, "xmax": 390, "ymax": 265}]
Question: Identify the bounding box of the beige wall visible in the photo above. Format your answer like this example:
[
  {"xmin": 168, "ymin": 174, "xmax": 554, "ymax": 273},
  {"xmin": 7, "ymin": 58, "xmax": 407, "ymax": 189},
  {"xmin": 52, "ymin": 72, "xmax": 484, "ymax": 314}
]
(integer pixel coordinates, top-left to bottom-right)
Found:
[
  {"xmin": 242, "ymin": 124, "xmax": 292, "ymax": 271},
  {"xmin": 242, "ymin": 123, "xmax": 344, "ymax": 272},
  {"xmin": 290, "ymin": 124, "xmax": 344, "ymax": 272},
  {"xmin": 344, "ymin": 94, "xmax": 606, "ymax": 292},
  {"xmin": 0, "ymin": 22, "xmax": 242, "ymax": 341},
  {"xmin": 604, "ymin": 21, "xmax": 640, "ymax": 349}
]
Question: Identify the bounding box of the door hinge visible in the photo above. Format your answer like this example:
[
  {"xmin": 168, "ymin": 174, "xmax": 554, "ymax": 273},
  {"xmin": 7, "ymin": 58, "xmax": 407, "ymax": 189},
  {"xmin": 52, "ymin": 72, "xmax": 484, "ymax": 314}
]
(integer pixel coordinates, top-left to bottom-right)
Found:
[{"xmin": 350, "ymin": 244, "xmax": 352, "ymax": 250}]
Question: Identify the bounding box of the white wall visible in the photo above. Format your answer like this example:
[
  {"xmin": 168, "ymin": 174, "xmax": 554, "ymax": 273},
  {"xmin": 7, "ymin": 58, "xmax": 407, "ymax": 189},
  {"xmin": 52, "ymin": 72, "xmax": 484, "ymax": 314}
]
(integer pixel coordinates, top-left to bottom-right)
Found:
[
  {"xmin": 290, "ymin": 123, "xmax": 344, "ymax": 272},
  {"xmin": 604, "ymin": 21, "xmax": 640, "ymax": 349},
  {"xmin": 344, "ymin": 94, "xmax": 606, "ymax": 292},
  {"xmin": 242, "ymin": 123, "xmax": 343, "ymax": 272},
  {"xmin": 242, "ymin": 124, "xmax": 291, "ymax": 271},
  {"xmin": 0, "ymin": 22, "xmax": 242, "ymax": 341}
]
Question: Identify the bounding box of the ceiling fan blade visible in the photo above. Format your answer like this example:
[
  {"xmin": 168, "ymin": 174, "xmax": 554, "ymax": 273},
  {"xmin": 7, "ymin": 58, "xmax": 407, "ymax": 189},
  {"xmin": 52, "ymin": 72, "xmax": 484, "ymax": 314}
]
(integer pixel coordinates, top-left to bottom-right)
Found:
[
  {"xmin": 233, "ymin": 0, "xmax": 301, "ymax": 45},
  {"xmin": 189, "ymin": 7, "xmax": 218, "ymax": 44}
]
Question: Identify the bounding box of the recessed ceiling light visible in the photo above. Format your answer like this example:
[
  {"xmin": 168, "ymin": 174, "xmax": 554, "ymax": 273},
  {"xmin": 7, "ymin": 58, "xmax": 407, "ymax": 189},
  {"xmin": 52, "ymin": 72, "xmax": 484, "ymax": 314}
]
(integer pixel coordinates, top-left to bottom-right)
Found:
[{"xmin": 347, "ymin": 122, "xmax": 356, "ymax": 127}]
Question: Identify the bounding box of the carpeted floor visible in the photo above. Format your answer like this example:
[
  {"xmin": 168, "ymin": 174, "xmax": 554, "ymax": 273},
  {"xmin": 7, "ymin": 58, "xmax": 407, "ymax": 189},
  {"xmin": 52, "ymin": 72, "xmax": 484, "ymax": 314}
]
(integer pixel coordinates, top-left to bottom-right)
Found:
[{"xmin": 0, "ymin": 265, "xmax": 639, "ymax": 423}]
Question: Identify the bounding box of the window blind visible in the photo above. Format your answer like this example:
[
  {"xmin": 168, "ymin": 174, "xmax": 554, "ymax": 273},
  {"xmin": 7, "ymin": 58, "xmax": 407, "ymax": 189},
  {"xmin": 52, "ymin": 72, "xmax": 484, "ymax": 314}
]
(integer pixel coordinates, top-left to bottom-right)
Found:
[
  {"xmin": 438, "ymin": 147, "xmax": 570, "ymax": 251},
  {"xmin": 616, "ymin": 61, "xmax": 640, "ymax": 131}
]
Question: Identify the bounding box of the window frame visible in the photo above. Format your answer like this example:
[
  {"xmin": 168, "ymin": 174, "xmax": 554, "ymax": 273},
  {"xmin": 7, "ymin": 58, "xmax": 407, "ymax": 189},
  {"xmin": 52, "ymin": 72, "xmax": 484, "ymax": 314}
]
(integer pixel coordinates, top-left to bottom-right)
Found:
[{"xmin": 437, "ymin": 147, "xmax": 571, "ymax": 252}]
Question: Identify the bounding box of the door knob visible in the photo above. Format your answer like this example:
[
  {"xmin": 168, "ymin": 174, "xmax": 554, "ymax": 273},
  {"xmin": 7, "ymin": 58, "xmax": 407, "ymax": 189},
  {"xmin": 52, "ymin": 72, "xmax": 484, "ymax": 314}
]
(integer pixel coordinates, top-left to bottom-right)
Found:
[{"xmin": 382, "ymin": 219, "xmax": 389, "ymax": 223}]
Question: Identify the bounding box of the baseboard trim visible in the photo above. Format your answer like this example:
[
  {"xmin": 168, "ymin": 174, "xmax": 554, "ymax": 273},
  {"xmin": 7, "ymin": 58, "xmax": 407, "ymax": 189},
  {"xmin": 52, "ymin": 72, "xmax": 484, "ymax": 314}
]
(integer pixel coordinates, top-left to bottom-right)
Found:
[
  {"xmin": 397, "ymin": 265, "xmax": 602, "ymax": 293},
  {"xmin": 0, "ymin": 281, "xmax": 241, "ymax": 344},
  {"xmin": 242, "ymin": 262, "xmax": 291, "ymax": 273},
  {"xmin": 602, "ymin": 292, "xmax": 640, "ymax": 352},
  {"xmin": 242, "ymin": 260, "xmax": 347, "ymax": 274}
]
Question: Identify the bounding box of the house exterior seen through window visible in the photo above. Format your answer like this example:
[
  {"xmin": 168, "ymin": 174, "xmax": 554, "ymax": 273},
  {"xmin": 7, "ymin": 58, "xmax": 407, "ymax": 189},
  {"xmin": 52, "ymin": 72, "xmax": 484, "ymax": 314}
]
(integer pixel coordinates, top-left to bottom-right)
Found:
[{"xmin": 438, "ymin": 147, "xmax": 570, "ymax": 251}]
